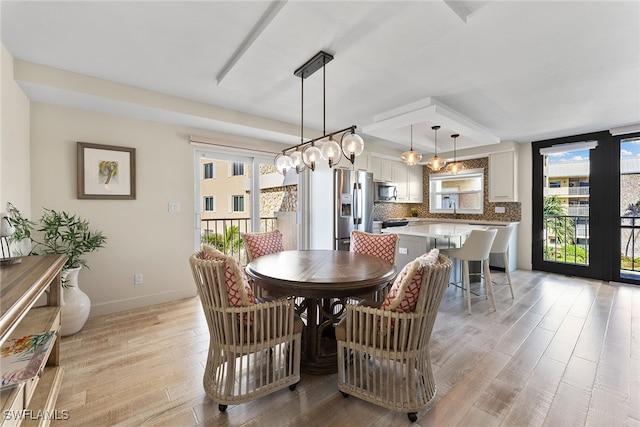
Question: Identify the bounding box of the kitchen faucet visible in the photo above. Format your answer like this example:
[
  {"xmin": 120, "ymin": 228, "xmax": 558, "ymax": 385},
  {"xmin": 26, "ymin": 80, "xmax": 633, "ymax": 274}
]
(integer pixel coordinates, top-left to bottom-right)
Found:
[{"xmin": 449, "ymin": 200, "xmax": 457, "ymax": 219}]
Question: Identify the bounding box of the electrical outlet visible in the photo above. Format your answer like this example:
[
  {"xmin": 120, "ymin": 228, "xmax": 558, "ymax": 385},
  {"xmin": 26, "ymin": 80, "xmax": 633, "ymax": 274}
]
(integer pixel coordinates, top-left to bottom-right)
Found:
[
  {"xmin": 168, "ymin": 202, "xmax": 180, "ymax": 213},
  {"xmin": 495, "ymin": 206, "xmax": 506, "ymax": 214},
  {"xmin": 134, "ymin": 274, "xmax": 143, "ymax": 285},
  {"xmin": 398, "ymin": 247, "xmax": 408, "ymax": 255}
]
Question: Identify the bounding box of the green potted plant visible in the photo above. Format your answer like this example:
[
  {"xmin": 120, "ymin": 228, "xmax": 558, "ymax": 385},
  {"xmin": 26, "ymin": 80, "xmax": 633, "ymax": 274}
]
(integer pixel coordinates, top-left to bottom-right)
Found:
[
  {"xmin": 5, "ymin": 202, "xmax": 36, "ymax": 257},
  {"xmin": 6, "ymin": 203, "xmax": 107, "ymax": 335},
  {"xmin": 410, "ymin": 207, "xmax": 419, "ymax": 217}
]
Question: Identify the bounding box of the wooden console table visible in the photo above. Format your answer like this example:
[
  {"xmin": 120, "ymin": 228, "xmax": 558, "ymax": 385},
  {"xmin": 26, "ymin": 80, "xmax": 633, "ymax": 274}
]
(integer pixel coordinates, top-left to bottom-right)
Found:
[{"xmin": 0, "ymin": 255, "xmax": 66, "ymax": 426}]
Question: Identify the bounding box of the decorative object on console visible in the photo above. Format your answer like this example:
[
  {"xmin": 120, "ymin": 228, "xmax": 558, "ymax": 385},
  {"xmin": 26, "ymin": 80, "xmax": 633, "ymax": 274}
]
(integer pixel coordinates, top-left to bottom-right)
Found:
[
  {"xmin": 1, "ymin": 330, "xmax": 56, "ymax": 388},
  {"xmin": 426, "ymin": 125, "xmax": 447, "ymax": 171},
  {"xmin": 0, "ymin": 211, "xmax": 19, "ymax": 265},
  {"xmin": 447, "ymin": 133, "xmax": 464, "ymax": 174},
  {"xmin": 275, "ymin": 51, "xmax": 364, "ymax": 174},
  {"xmin": 401, "ymin": 124, "xmax": 422, "ymax": 166}
]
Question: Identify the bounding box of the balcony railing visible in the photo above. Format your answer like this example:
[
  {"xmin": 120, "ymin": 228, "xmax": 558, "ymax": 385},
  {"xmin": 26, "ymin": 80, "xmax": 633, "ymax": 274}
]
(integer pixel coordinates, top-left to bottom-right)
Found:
[
  {"xmin": 545, "ymin": 186, "xmax": 590, "ymax": 197},
  {"xmin": 543, "ymin": 215, "xmax": 589, "ymax": 265},
  {"xmin": 544, "ymin": 214, "xmax": 640, "ymax": 277},
  {"xmin": 621, "ymin": 215, "xmax": 640, "ymax": 276},
  {"xmin": 200, "ymin": 216, "xmax": 277, "ymax": 264},
  {"xmin": 566, "ymin": 206, "xmax": 590, "ymax": 217}
]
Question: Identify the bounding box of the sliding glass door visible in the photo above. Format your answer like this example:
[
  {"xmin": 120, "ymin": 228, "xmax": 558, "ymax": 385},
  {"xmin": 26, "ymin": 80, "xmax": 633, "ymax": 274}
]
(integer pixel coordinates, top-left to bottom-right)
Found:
[{"xmin": 194, "ymin": 150, "xmax": 299, "ymax": 264}]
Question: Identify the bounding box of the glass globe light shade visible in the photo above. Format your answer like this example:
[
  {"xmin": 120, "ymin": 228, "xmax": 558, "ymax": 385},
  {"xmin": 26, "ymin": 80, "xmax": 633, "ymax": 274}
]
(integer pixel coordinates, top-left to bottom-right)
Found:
[
  {"xmin": 427, "ymin": 155, "xmax": 447, "ymax": 171},
  {"xmin": 447, "ymin": 161, "xmax": 464, "ymax": 174},
  {"xmin": 401, "ymin": 149, "xmax": 422, "ymax": 166},
  {"xmin": 341, "ymin": 133, "xmax": 364, "ymax": 163},
  {"xmin": 274, "ymin": 154, "xmax": 293, "ymax": 175},
  {"xmin": 289, "ymin": 150, "xmax": 306, "ymax": 173},
  {"xmin": 302, "ymin": 145, "xmax": 322, "ymax": 171},
  {"xmin": 320, "ymin": 138, "xmax": 342, "ymax": 168}
]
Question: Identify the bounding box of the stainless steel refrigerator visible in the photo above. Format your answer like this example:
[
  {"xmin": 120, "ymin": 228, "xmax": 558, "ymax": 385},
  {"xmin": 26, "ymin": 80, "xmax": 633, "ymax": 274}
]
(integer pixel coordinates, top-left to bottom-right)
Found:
[{"xmin": 334, "ymin": 169, "xmax": 374, "ymax": 251}]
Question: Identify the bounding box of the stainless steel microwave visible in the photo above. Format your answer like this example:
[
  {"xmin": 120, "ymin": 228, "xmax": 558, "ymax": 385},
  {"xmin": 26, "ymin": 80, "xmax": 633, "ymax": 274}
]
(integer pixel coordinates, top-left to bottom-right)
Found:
[{"xmin": 375, "ymin": 183, "xmax": 397, "ymax": 202}]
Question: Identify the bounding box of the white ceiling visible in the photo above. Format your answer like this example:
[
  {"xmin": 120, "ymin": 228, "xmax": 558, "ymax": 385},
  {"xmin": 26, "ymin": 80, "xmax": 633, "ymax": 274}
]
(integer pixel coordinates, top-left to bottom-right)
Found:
[{"xmin": 1, "ymin": 1, "xmax": 639, "ymax": 154}]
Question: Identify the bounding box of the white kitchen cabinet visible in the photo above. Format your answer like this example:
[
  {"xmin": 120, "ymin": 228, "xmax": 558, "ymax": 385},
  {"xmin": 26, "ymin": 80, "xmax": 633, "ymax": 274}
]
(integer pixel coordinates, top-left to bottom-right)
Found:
[
  {"xmin": 489, "ymin": 151, "xmax": 518, "ymax": 202},
  {"xmin": 371, "ymin": 156, "xmax": 393, "ymax": 182},
  {"xmin": 407, "ymin": 165, "xmax": 423, "ymax": 203},
  {"xmin": 392, "ymin": 162, "xmax": 408, "ymax": 201},
  {"xmin": 352, "ymin": 151, "xmax": 370, "ymax": 171},
  {"xmin": 370, "ymin": 156, "xmax": 383, "ymax": 180}
]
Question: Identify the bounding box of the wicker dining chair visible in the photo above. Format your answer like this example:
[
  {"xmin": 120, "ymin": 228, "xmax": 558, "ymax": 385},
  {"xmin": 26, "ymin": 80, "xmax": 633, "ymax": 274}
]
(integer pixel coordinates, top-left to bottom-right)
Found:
[
  {"xmin": 336, "ymin": 249, "xmax": 451, "ymax": 422},
  {"xmin": 350, "ymin": 230, "xmax": 399, "ymax": 301},
  {"xmin": 189, "ymin": 246, "xmax": 301, "ymax": 412},
  {"xmin": 242, "ymin": 230, "xmax": 284, "ymax": 298}
]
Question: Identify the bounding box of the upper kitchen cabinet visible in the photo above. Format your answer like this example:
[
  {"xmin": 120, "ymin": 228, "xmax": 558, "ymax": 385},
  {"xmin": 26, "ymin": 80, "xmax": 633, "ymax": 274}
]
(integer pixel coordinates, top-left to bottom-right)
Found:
[
  {"xmin": 352, "ymin": 151, "xmax": 370, "ymax": 172},
  {"xmin": 393, "ymin": 162, "xmax": 408, "ymax": 202},
  {"xmin": 407, "ymin": 166, "xmax": 423, "ymax": 203},
  {"xmin": 335, "ymin": 151, "xmax": 370, "ymax": 171},
  {"xmin": 489, "ymin": 151, "xmax": 518, "ymax": 202},
  {"xmin": 371, "ymin": 156, "xmax": 393, "ymax": 182}
]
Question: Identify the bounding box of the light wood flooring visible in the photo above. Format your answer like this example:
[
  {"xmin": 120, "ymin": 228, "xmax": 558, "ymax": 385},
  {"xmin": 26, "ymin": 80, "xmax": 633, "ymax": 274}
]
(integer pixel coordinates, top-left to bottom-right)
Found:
[{"xmin": 52, "ymin": 269, "xmax": 639, "ymax": 426}]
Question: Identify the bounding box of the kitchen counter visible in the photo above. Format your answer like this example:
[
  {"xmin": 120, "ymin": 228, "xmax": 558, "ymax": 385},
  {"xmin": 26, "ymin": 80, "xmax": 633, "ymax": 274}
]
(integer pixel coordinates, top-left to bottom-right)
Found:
[
  {"xmin": 383, "ymin": 223, "xmax": 487, "ymax": 239},
  {"xmin": 404, "ymin": 218, "xmax": 519, "ymax": 226}
]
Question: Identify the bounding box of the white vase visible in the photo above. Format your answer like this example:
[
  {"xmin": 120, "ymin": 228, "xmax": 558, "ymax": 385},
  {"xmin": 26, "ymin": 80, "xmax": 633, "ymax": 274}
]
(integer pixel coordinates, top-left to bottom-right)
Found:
[{"xmin": 60, "ymin": 267, "xmax": 91, "ymax": 336}]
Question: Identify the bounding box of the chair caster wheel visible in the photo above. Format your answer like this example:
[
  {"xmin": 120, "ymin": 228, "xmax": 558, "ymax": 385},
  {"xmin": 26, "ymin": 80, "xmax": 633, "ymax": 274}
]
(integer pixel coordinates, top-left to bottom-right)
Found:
[
  {"xmin": 218, "ymin": 404, "xmax": 228, "ymax": 412},
  {"xmin": 408, "ymin": 412, "xmax": 417, "ymax": 422},
  {"xmin": 289, "ymin": 382, "xmax": 299, "ymax": 391},
  {"xmin": 341, "ymin": 391, "xmax": 349, "ymax": 398}
]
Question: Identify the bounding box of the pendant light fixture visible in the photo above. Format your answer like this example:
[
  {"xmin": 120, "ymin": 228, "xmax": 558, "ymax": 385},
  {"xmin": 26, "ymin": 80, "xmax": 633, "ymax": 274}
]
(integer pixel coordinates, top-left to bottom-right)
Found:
[
  {"xmin": 447, "ymin": 133, "xmax": 463, "ymax": 174},
  {"xmin": 426, "ymin": 125, "xmax": 447, "ymax": 171},
  {"xmin": 274, "ymin": 51, "xmax": 364, "ymax": 174},
  {"xmin": 401, "ymin": 125, "xmax": 422, "ymax": 165}
]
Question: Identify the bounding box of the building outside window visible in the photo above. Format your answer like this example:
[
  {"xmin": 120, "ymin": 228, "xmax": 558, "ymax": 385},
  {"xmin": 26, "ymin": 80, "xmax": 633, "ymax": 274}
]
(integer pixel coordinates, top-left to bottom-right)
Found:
[
  {"xmin": 203, "ymin": 162, "xmax": 215, "ymax": 179},
  {"xmin": 203, "ymin": 196, "xmax": 216, "ymax": 212},
  {"xmin": 232, "ymin": 162, "xmax": 245, "ymax": 176},
  {"xmin": 231, "ymin": 195, "xmax": 245, "ymax": 213}
]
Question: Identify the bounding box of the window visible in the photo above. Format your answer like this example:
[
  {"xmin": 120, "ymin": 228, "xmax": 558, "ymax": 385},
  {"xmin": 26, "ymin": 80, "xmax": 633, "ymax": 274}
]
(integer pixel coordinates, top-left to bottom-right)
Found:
[
  {"xmin": 429, "ymin": 169, "xmax": 484, "ymax": 214},
  {"xmin": 203, "ymin": 196, "xmax": 216, "ymax": 212},
  {"xmin": 203, "ymin": 162, "xmax": 215, "ymax": 179},
  {"xmin": 231, "ymin": 162, "xmax": 245, "ymax": 176},
  {"xmin": 549, "ymin": 181, "xmax": 561, "ymax": 188},
  {"xmin": 231, "ymin": 195, "xmax": 245, "ymax": 213}
]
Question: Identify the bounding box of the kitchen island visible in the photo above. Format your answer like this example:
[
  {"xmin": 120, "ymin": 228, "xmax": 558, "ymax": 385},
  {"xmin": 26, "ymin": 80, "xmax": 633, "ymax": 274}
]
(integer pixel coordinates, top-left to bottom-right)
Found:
[
  {"xmin": 383, "ymin": 223, "xmax": 487, "ymax": 273},
  {"xmin": 382, "ymin": 219, "xmax": 518, "ymax": 270}
]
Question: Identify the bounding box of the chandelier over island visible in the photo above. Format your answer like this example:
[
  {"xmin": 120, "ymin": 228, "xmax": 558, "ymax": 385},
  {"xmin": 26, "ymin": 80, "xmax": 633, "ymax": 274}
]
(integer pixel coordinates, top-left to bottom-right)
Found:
[{"xmin": 275, "ymin": 51, "xmax": 364, "ymax": 174}]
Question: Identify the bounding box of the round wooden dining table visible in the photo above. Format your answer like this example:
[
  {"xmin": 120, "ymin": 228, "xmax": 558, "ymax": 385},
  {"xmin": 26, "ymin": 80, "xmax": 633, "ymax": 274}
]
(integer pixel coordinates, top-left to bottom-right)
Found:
[{"xmin": 245, "ymin": 249, "xmax": 397, "ymax": 374}]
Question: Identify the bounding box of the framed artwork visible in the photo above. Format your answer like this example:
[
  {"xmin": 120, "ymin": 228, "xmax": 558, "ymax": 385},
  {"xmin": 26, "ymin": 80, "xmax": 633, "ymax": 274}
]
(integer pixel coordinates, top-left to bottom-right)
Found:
[{"xmin": 77, "ymin": 142, "xmax": 136, "ymax": 199}]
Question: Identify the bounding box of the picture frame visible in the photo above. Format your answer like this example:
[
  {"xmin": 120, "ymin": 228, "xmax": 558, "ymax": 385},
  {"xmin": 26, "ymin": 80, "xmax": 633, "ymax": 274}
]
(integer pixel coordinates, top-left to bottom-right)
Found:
[{"xmin": 77, "ymin": 142, "xmax": 136, "ymax": 200}]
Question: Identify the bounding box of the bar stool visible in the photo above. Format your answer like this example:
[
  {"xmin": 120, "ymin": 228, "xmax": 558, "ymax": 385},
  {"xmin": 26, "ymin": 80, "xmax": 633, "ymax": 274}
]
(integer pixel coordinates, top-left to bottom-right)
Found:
[
  {"xmin": 489, "ymin": 226, "xmax": 515, "ymax": 299},
  {"xmin": 448, "ymin": 229, "xmax": 497, "ymax": 314}
]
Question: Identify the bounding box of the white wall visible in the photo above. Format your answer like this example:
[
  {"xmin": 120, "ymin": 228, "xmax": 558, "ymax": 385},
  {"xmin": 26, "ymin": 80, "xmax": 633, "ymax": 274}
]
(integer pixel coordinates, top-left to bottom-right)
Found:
[
  {"xmin": 30, "ymin": 103, "xmax": 199, "ymax": 315},
  {"xmin": 1, "ymin": 44, "xmax": 31, "ymax": 217}
]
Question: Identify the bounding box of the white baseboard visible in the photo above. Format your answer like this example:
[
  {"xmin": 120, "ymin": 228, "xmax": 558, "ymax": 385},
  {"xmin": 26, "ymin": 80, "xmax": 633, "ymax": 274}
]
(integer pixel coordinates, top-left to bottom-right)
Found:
[{"xmin": 89, "ymin": 287, "xmax": 197, "ymax": 317}]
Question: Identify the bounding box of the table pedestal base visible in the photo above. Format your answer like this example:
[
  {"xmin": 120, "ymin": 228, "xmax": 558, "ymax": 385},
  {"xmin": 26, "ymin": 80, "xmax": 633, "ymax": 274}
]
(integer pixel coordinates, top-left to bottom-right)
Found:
[{"xmin": 297, "ymin": 297, "xmax": 347, "ymax": 375}]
